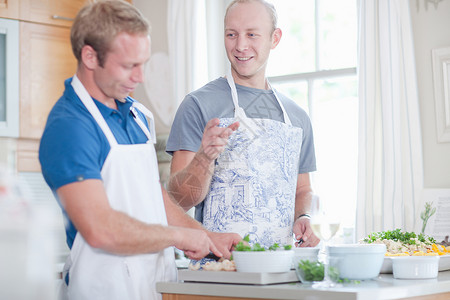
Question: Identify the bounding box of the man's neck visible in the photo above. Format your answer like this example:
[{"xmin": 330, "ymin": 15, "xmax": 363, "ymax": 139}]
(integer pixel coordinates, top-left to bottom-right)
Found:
[
  {"xmin": 75, "ymin": 69, "xmax": 118, "ymax": 110},
  {"xmin": 231, "ymin": 71, "xmax": 269, "ymax": 90}
]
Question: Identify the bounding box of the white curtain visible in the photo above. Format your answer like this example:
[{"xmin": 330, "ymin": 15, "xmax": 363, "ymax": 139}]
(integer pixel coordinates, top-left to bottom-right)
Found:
[
  {"xmin": 356, "ymin": 0, "xmax": 424, "ymax": 240},
  {"xmin": 167, "ymin": 0, "xmax": 208, "ymax": 106}
]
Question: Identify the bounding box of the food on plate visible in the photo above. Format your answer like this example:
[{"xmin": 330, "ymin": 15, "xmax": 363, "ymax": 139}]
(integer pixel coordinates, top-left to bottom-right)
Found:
[
  {"xmin": 385, "ymin": 251, "xmax": 438, "ymax": 257},
  {"xmin": 361, "ymin": 229, "xmax": 449, "ymax": 256},
  {"xmin": 188, "ymin": 259, "xmax": 236, "ymax": 271},
  {"xmin": 188, "ymin": 261, "xmax": 201, "ymax": 271}
]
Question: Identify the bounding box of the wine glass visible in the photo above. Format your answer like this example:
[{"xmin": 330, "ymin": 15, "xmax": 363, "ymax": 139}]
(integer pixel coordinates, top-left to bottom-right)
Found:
[{"xmin": 309, "ymin": 195, "xmax": 341, "ymax": 288}]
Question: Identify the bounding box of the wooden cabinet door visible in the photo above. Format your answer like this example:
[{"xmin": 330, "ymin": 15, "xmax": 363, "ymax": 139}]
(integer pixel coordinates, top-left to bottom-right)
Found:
[
  {"xmin": 20, "ymin": 22, "xmax": 77, "ymax": 139},
  {"xmin": 0, "ymin": 0, "xmax": 19, "ymax": 19},
  {"xmin": 19, "ymin": 0, "xmax": 87, "ymax": 27}
]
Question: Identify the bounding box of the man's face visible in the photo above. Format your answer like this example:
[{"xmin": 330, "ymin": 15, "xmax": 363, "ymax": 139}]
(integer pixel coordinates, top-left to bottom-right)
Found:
[
  {"xmin": 224, "ymin": 1, "xmax": 280, "ymax": 86},
  {"xmin": 93, "ymin": 32, "xmax": 151, "ymax": 102}
]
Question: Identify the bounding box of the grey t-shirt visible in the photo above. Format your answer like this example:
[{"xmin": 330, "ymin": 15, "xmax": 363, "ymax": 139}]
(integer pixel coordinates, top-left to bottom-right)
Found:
[
  {"xmin": 167, "ymin": 77, "xmax": 316, "ymax": 173},
  {"xmin": 167, "ymin": 77, "xmax": 316, "ymax": 222}
]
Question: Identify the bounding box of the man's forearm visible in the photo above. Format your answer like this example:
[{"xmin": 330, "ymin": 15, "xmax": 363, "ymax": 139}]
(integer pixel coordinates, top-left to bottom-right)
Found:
[
  {"xmin": 163, "ymin": 186, "xmax": 204, "ymax": 230},
  {"xmin": 96, "ymin": 210, "xmax": 182, "ymax": 255},
  {"xmin": 168, "ymin": 150, "xmax": 215, "ymax": 210},
  {"xmin": 294, "ymin": 173, "xmax": 313, "ymax": 219}
]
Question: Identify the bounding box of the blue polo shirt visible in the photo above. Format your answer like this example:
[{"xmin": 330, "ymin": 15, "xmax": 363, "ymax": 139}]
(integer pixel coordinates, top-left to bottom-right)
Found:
[{"xmin": 39, "ymin": 77, "xmax": 149, "ymax": 249}]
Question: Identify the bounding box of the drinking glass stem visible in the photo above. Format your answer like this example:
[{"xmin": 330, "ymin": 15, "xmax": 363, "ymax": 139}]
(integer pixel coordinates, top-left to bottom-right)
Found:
[{"xmin": 324, "ymin": 246, "xmax": 331, "ymax": 282}]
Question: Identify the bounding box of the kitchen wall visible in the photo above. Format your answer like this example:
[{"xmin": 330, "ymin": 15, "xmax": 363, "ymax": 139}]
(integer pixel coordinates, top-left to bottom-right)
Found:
[
  {"xmin": 133, "ymin": 0, "xmax": 169, "ymax": 134},
  {"xmin": 410, "ymin": 0, "xmax": 450, "ymax": 188},
  {"xmin": 134, "ymin": 0, "xmax": 450, "ymax": 189}
]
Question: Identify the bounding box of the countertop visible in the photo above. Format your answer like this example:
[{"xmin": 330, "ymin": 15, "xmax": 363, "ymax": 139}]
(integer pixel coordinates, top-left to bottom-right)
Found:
[{"xmin": 156, "ymin": 270, "xmax": 450, "ymax": 300}]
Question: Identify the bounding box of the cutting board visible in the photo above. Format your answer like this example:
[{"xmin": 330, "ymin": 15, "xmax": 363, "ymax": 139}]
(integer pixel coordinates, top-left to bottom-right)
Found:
[{"xmin": 178, "ymin": 269, "xmax": 299, "ymax": 285}]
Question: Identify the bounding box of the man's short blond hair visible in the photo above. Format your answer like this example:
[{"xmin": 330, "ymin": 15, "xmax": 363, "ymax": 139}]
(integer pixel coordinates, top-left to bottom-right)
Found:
[
  {"xmin": 224, "ymin": 0, "xmax": 278, "ymax": 33},
  {"xmin": 71, "ymin": 0, "xmax": 150, "ymax": 67}
]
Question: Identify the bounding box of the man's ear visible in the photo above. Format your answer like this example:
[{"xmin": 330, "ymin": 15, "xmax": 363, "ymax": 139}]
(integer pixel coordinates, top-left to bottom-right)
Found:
[
  {"xmin": 271, "ymin": 28, "xmax": 282, "ymax": 49},
  {"xmin": 80, "ymin": 45, "xmax": 98, "ymax": 70}
]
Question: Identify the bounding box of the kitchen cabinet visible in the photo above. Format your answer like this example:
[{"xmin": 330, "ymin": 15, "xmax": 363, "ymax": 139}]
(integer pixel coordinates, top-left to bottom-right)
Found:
[
  {"xmin": 19, "ymin": 21, "xmax": 77, "ymax": 140},
  {"xmin": 16, "ymin": 138, "xmax": 40, "ymax": 172},
  {"xmin": 19, "ymin": 0, "xmax": 85, "ymax": 27},
  {"xmin": 8, "ymin": 0, "xmax": 133, "ymax": 172},
  {"xmin": 0, "ymin": 0, "xmax": 19, "ymax": 19}
]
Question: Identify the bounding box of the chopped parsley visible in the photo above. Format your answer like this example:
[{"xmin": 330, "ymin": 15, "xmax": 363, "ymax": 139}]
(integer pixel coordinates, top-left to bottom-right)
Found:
[
  {"xmin": 234, "ymin": 235, "xmax": 293, "ymax": 252},
  {"xmin": 362, "ymin": 229, "xmax": 436, "ymax": 245}
]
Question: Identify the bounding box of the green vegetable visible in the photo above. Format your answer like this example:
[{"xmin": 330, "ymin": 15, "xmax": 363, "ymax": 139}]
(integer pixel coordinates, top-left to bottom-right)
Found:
[
  {"xmin": 268, "ymin": 243, "xmax": 280, "ymax": 251},
  {"xmin": 338, "ymin": 278, "xmax": 361, "ymax": 284},
  {"xmin": 234, "ymin": 235, "xmax": 292, "ymax": 252},
  {"xmin": 327, "ymin": 266, "xmax": 340, "ymax": 282},
  {"xmin": 252, "ymin": 243, "xmax": 265, "ymax": 251},
  {"xmin": 297, "ymin": 260, "xmax": 324, "ymax": 281},
  {"xmin": 297, "ymin": 260, "xmax": 361, "ymax": 284},
  {"xmin": 420, "ymin": 202, "xmax": 436, "ymax": 234},
  {"xmin": 234, "ymin": 241, "xmax": 252, "ymax": 251},
  {"xmin": 362, "ymin": 229, "xmax": 436, "ymax": 245}
]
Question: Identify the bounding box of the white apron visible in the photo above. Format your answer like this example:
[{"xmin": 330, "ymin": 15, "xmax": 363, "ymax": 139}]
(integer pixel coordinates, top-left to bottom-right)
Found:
[
  {"xmin": 61, "ymin": 75, "xmax": 176, "ymax": 300},
  {"xmin": 202, "ymin": 70, "xmax": 303, "ymax": 248}
]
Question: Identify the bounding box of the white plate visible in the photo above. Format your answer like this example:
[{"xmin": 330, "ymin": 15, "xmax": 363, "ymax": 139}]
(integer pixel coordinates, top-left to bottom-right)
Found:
[{"xmin": 380, "ymin": 255, "xmax": 450, "ymax": 273}]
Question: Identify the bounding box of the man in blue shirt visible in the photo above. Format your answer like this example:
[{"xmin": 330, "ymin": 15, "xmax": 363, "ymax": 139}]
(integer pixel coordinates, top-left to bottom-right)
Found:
[{"xmin": 39, "ymin": 1, "xmax": 240, "ymax": 299}]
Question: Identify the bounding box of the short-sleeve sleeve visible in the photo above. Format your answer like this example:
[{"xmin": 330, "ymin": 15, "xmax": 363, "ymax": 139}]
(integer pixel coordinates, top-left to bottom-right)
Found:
[
  {"xmin": 39, "ymin": 116, "xmax": 106, "ymax": 190},
  {"xmin": 166, "ymin": 94, "xmax": 207, "ymax": 155}
]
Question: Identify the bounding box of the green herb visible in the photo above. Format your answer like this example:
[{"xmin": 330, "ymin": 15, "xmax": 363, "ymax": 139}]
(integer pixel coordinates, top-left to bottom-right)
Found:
[
  {"xmin": 362, "ymin": 229, "xmax": 436, "ymax": 245},
  {"xmin": 268, "ymin": 243, "xmax": 279, "ymax": 251},
  {"xmin": 297, "ymin": 260, "xmax": 324, "ymax": 281},
  {"xmin": 328, "ymin": 266, "xmax": 340, "ymax": 282},
  {"xmin": 234, "ymin": 241, "xmax": 252, "ymax": 251},
  {"xmin": 252, "ymin": 243, "xmax": 266, "ymax": 251},
  {"xmin": 338, "ymin": 278, "xmax": 361, "ymax": 284},
  {"xmin": 420, "ymin": 202, "xmax": 436, "ymax": 234},
  {"xmin": 284, "ymin": 245, "xmax": 292, "ymax": 250},
  {"xmin": 234, "ymin": 235, "xmax": 292, "ymax": 252}
]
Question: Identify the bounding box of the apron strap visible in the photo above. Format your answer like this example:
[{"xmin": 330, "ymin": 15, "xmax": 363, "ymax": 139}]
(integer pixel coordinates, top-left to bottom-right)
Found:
[
  {"xmin": 71, "ymin": 75, "xmax": 157, "ymax": 145},
  {"xmin": 71, "ymin": 75, "xmax": 118, "ymax": 147},
  {"xmin": 131, "ymin": 102, "xmax": 157, "ymax": 144},
  {"xmin": 226, "ymin": 68, "xmax": 292, "ymax": 125}
]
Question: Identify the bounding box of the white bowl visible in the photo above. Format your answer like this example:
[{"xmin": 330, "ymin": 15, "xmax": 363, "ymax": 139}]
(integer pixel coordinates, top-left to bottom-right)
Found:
[
  {"xmin": 391, "ymin": 256, "xmax": 439, "ymax": 279},
  {"xmin": 382, "ymin": 255, "xmax": 450, "ymax": 273},
  {"xmin": 327, "ymin": 244, "xmax": 386, "ymax": 280},
  {"xmin": 232, "ymin": 250, "xmax": 294, "ymax": 273}
]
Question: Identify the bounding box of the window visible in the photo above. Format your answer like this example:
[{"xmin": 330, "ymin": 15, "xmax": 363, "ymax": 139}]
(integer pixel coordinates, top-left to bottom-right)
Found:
[
  {"xmin": 0, "ymin": 18, "xmax": 19, "ymax": 137},
  {"xmin": 268, "ymin": 0, "xmax": 358, "ymax": 233}
]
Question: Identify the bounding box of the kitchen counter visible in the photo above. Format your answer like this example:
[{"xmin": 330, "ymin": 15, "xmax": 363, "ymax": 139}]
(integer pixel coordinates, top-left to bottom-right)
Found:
[{"xmin": 156, "ymin": 270, "xmax": 450, "ymax": 300}]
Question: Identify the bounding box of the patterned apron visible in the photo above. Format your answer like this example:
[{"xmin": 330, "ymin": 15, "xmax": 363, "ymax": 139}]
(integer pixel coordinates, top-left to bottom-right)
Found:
[
  {"xmin": 201, "ymin": 70, "xmax": 303, "ymax": 248},
  {"xmin": 60, "ymin": 75, "xmax": 176, "ymax": 300}
]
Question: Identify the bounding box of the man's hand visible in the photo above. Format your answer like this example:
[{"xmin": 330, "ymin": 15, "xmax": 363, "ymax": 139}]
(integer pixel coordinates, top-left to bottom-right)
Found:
[
  {"xmin": 207, "ymin": 232, "xmax": 242, "ymax": 259},
  {"xmin": 199, "ymin": 118, "xmax": 239, "ymax": 161},
  {"xmin": 173, "ymin": 227, "xmax": 221, "ymax": 260},
  {"xmin": 293, "ymin": 218, "xmax": 320, "ymax": 247}
]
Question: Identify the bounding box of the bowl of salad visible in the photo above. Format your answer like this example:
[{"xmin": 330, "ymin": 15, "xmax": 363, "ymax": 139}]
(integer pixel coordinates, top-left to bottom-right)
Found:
[
  {"xmin": 232, "ymin": 236, "xmax": 294, "ymax": 273},
  {"xmin": 360, "ymin": 229, "xmax": 449, "ymax": 273},
  {"xmin": 295, "ymin": 260, "xmax": 324, "ymax": 283}
]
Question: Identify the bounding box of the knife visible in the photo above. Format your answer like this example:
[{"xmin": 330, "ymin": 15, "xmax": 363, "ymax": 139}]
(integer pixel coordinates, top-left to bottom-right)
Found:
[{"xmin": 203, "ymin": 252, "xmax": 222, "ymax": 261}]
